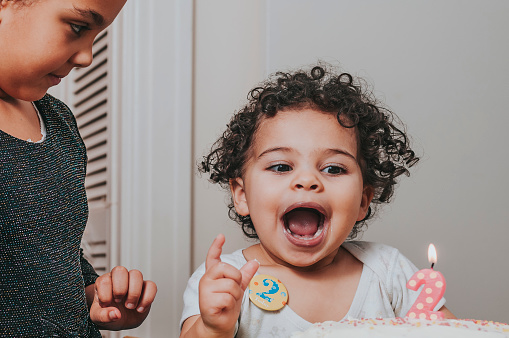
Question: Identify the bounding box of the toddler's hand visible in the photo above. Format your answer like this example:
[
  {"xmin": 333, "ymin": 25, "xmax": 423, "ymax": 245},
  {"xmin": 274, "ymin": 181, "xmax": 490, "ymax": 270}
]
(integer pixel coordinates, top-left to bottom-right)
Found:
[
  {"xmin": 198, "ymin": 234, "xmax": 259, "ymax": 336},
  {"xmin": 89, "ymin": 266, "xmax": 157, "ymax": 330}
]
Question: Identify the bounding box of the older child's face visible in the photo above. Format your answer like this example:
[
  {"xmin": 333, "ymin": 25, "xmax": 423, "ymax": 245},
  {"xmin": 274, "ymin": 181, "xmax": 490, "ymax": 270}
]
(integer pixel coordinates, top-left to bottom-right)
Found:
[
  {"xmin": 231, "ymin": 109, "xmax": 373, "ymax": 269},
  {"xmin": 0, "ymin": 0, "xmax": 126, "ymax": 101}
]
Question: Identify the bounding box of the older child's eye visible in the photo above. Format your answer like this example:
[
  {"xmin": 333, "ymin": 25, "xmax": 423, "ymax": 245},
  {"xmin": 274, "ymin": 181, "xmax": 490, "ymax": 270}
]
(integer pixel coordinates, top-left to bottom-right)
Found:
[
  {"xmin": 322, "ymin": 165, "xmax": 345, "ymax": 175},
  {"xmin": 268, "ymin": 164, "xmax": 292, "ymax": 172},
  {"xmin": 70, "ymin": 23, "xmax": 88, "ymax": 35}
]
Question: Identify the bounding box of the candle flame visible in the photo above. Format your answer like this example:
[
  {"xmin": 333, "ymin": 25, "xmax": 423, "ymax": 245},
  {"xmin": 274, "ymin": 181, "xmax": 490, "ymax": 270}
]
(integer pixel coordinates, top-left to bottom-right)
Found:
[{"xmin": 428, "ymin": 243, "xmax": 437, "ymax": 264}]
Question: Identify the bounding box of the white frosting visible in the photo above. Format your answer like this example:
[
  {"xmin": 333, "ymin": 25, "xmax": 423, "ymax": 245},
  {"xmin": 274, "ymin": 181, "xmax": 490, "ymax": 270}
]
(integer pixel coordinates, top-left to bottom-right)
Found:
[{"xmin": 291, "ymin": 318, "xmax": 509, "ymax": 338}]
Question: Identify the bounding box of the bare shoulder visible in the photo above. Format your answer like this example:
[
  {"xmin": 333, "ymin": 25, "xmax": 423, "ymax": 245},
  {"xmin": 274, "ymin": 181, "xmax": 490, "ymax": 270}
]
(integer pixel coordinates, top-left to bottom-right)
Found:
[
  {"xmin": 241, "ymin": 244, "xmax": 260, "ymax": 262},
  {"xmin": 336, "ymin": 246, "xmax": 363, "ymax": 274}
]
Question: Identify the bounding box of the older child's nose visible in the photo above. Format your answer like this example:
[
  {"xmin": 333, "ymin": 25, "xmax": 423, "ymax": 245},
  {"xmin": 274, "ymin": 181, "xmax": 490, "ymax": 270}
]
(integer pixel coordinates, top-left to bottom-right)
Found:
[{"xmin": 70, "ymin": 44, "xmax": 94, "ymax": 68}]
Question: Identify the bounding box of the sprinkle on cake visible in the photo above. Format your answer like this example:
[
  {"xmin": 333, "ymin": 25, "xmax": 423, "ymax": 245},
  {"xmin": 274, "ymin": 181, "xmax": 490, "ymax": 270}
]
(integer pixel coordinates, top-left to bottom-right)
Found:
[{"xmin": 291, "ymin": 318, "xmax": 509, "ymax": 337}]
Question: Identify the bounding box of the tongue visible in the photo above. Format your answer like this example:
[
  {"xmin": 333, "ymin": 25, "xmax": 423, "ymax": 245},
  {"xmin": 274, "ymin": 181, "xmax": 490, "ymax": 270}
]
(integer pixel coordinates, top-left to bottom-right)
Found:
[{"xmin": 286, "ymin": 209, "xmax": 320, "ymax": 236}]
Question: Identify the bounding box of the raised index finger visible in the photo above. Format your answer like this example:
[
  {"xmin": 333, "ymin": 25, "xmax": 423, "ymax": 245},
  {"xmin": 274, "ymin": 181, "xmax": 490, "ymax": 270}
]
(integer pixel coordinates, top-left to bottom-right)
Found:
[{"xmin": 205, "ymin": 234, "xmax": 225, "ymax": 271}]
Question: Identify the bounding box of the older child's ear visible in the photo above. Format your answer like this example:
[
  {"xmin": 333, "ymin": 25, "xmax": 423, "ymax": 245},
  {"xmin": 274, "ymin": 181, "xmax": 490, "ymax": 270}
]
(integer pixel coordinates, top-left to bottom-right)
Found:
[
  {"xmin": 0, "ymin": 0, "xmax": 9, "ymax": 10},
  {"xmin": 229, "ymin": 178, "xmax": 250, "ymax": 216},
  {"xmin": 357, "ymin": 185, "xmax": 374, "ymax": 222},
  {"xmin": 0, "ymin": 0, "xmax": 10, "ymax": 19}
]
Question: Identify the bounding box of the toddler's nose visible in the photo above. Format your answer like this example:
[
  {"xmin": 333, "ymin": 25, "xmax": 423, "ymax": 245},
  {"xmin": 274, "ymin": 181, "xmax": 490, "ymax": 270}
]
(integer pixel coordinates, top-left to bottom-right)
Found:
[{"xmin": 292, "ymin": 170, "xmax": 323, "ymax": 192}]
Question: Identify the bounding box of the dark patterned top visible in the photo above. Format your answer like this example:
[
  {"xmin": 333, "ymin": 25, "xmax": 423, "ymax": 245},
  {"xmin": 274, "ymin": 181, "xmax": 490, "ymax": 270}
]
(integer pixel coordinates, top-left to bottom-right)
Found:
[{"xmin": 0, "ymin": 95, "xmax": 101, "ymax": 337}]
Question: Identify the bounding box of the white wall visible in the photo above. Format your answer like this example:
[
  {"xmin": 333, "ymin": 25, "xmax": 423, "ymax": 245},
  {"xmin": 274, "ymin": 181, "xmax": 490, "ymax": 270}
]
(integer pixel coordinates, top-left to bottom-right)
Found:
[
  {"xmin": 193, "ymin": 0, "xmax": 509, "ymax": 323},
  {"xmin": 115, "ymin": 1, "xmax": 192, "ymax": 337}
]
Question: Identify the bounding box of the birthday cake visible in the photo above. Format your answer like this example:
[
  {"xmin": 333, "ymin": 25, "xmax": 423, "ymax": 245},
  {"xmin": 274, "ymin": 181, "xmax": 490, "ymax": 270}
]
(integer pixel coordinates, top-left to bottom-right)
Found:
[{"xmin": 291, "ymin": 318, "xmax": 509, "ymax": 337}]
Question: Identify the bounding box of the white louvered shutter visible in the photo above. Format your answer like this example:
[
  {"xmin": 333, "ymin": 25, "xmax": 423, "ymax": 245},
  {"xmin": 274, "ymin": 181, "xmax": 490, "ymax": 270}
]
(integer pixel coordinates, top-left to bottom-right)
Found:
[{"xmin": 69, "ymin": 29, "xmax": 113, "ymax": 277}]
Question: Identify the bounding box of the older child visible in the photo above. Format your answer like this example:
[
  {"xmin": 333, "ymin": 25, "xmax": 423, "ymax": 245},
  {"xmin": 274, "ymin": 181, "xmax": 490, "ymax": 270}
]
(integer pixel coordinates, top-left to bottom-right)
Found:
[
  {"xmin": 180, "ymin": 64, "xmax": 454, "ymax": 337},
  {"xmin": 0, "ymin": 0, "xmax": 156, "ymax": 336}
]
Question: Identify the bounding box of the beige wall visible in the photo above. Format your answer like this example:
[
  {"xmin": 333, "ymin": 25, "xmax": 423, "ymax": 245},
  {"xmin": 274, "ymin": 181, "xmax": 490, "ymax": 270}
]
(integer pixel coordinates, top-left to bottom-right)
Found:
[
  {"xmin": 193, "ymin": 1, "xmax": 267, "ymax": 268},
  {"xmin": 193, "ymin": 0, "xmax": 509, "ymax": 323}
]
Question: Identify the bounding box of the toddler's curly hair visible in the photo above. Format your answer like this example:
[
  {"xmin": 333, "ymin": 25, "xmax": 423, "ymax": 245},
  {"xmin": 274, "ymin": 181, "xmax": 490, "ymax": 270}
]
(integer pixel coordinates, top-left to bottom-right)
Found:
[{"xmin": 199, "ymin": 63, "xmax": 419, "ymax": 239}]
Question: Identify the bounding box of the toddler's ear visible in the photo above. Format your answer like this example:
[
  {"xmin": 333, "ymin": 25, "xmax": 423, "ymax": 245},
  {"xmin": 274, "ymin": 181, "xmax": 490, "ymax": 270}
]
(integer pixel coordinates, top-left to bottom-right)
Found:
[
  {"xmin": 357, "ymin": 185, "xmax": 374, "ymax": 222},
  {"xmin": 230, "ymin": 178, "xmax": 249, "ymax": 216}
]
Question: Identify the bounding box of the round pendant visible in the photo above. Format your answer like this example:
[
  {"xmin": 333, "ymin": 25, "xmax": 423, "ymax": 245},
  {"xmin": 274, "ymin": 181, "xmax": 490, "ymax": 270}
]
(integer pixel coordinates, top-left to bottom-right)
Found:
[{"xmin": 248, "ymin": 274, "xmax": 288, "ymax": 311}]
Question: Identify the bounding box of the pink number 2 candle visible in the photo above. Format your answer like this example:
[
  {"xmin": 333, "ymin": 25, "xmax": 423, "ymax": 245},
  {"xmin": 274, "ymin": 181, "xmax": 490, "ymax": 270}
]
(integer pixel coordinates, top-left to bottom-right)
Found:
[{"xmin": 406, "ymin": 243, "xmax": 446, "ymax": 320}]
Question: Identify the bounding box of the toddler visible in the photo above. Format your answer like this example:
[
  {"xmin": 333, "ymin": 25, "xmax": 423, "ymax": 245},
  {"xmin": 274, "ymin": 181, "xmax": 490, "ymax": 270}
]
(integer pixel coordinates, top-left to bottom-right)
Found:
[{"xmin": 180, "ymin": 64, "xmax": 454, "ymax": 337}]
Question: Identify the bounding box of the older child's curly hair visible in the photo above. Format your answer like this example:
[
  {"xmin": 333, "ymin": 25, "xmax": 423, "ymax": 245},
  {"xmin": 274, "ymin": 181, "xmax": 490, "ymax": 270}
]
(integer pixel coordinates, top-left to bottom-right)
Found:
[{"xmin": 199, "ymin": 63, "xmax": 419, "ymax": 239}]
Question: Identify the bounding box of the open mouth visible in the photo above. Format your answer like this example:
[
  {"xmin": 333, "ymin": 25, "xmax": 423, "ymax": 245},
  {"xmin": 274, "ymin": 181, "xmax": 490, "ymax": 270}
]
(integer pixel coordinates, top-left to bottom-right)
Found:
[{"xmin": 283, "ymin": 207, "xmax": 325, "ymax": 242}]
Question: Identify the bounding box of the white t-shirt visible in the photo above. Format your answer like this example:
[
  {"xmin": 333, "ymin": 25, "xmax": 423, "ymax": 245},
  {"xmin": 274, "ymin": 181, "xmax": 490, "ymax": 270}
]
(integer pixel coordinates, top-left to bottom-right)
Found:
[
  {"xmin": 180, "ymin": 241, "xmax": 446, "ymax": 338},
  {"xmin": 27, "ymin": 102, "xmax": 47, "ymax": 143}
]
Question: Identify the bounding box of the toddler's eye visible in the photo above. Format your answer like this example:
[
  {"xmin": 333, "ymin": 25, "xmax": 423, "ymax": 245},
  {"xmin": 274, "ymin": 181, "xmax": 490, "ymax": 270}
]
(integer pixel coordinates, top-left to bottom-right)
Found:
[
  {"xmin": 322, "ymin": 165, "xmax": 344, "ymax": 175},
  {"xmin": 268, "ymin": 164, "xmax": 292, "ymax": 172},
  {"xmin": 70, "ymin": 23, "xmax": 88, "ymax": 35}
]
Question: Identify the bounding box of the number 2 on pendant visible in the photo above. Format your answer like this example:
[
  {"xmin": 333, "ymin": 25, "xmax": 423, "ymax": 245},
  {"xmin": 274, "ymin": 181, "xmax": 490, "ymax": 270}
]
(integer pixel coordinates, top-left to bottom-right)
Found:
[
  {"xmin": 249, "ymin": 274, "xmax": 288, "ymax": 311},
  {"xmin": 256, "ymin": 278, "xmax": 279, "ymax": 302}
]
